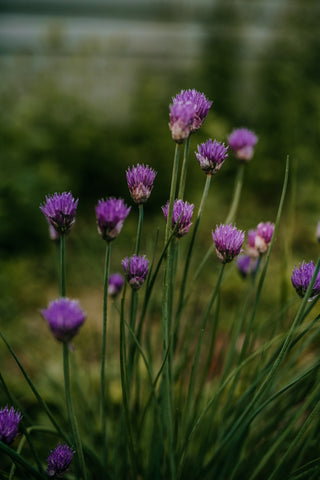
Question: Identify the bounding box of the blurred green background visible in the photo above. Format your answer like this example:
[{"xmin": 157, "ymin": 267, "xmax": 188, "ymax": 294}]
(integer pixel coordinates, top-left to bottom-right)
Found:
[{"xmin": 0, "ymin": 0, "xmax": 320, "ymax": 362}]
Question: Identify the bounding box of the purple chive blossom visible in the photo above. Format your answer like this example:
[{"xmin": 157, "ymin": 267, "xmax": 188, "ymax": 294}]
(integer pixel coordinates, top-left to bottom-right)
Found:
[
  {"xmin": 228, "ymin": 128, "xmax": 258, "ymax": 162},
  {"xmin": 0, "ymin": 406, "xmax": 22, "ymax": 445},
  {"xmin": 173, "ymin": 89, "xmax": 213, "ymax": 133},
  {"xmin": 237, "ymin": 255, "xmax": 258, "ymax": 278},
  {"xmin": 41, "ymin": 298, "xmax": 86, "ymax": 344},
  {"xmin": 212, "ymin": 224, "xmax": 245, "ymax": 264},
  {"xmin": 46, "ymin": 443, "xmax": 75, "ymax": 478},
  {"xmin": 169, "ymin": 102, "xmax": 196, "ymax": 143},
  {"xmin": 108, "ymin": 273, "xmax": 124, "ymax": 298},
  {"xmin": 255, "ymin": 222, "xmax": 275, "ymax": 254},
  {"xmin": 291, "ymin": 261, "xmax": 320, "ymax": 300},
  {"xmin": 122, "ymin": 255, "xmax": 149, "ymax": 291},
  {"xmin": 162, "ymin": 199, "xmax": 194, "ymax": 238},
  {"xmin": 40, "ymin": 192, "xmax": 78, "ymax": 235},
  {"xmin": 126, "ymin": 164, "xmax": 157, "ymax": 204},
  {"xmin": 195, "ymin": 139, "xmax": 228, "ymax": 175},
  {"xmin": 95, "ymin": 197, "xmax": 131, "ymax": 242}
]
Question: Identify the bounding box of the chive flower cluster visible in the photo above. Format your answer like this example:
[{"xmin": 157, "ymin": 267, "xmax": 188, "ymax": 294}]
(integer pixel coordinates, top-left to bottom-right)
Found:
[
  {"xmin": 169, "ymin": 89, "xmax": 212, "ymax": 143},
  {"xmin": 95, "ymin": 197, "xmax": 131, "ymax": 242},
  {"xmin": 291, "ymin": 261, "xmax": 320, "ymax": 300},
  {"xmin": 108, "ymin": 273, "xmax": 124, "ymax": 298},
  {"xmin": 40, "ymin": 192, "xmax": 79, "ymax": 235},
  {"xmin": 162, "ymin": 199, "xmax": 194, "ymax": 238},
  {"xmin": 212, "ymin": 224, "xmax": 245, "ymax": 264},
  {"xmin": 126, "ymin": 164, "xmax": 157, "ymax": 205},
  {"xmin": 46, "ymin": 443, "xmax": 75, "ymax": 477},
  {"xmin": 228, "ymin": 128, "xmax": 258, "ymax": 162},
  {"xmin": 195, "ymin": 139, "xmax": 229, "ymax": 175},
  {"xmin": 41, "ymin": 298, "xmax": 86, "ymax": 344},
  {"xmin": 122, "ymin": 255, "xmax": 149, "ymax": 290},
  {"xmin": 0, "ymin": 405, "xmax": 22, "ymax": 445}
]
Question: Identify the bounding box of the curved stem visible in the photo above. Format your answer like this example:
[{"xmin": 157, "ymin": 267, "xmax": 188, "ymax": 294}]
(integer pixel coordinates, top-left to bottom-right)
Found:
[
  {"xmin": 225, "ymin": 163, "xmax": 245, "ymax": 224},
  {"xmin": 101, "ymin": 242, "xmax": 111, "ymax": 470}
]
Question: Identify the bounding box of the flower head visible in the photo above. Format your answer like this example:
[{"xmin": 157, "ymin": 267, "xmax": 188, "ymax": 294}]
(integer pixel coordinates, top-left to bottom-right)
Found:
[
  {"xmin": 46, "ymin": 443, "xmax": 75, "ymax": 478},
  {"xmin": 162, "ymin": 199, "xmax": 194, "ymax": 238},
  {"xmin": 40, "ymin": 192, "xmax": 78, "ymax": 235},
  {"xmin": 122, "ymin": 255, "xmax": 149, "ymax": 290},
  {"xmin": 108, "ymin": 273, "xmax": 124, "ymax": 298},
  {"xmin": 291, "ymin": 261, "xmax": 320, "ymax": 300},
  {"xmin": 126, "ymin": 164, "xmax": 157, "ymax": 204},
  {"xmin": 169, "ymin": 102, "xmax": 196, "ymax": 143},
  {"xmin": 41, "ymin": 298, "xmax": 86, "ymax": 344},
  {"xmin": 228, "ymin": 128, "xmax": 258, "ymax": 162},
  {"xmin": 0, "ymin": 406, "xmax": 22, "ymax": 445},
  {"xmin": 195, "ymin": 139, "xmax": 228, "ymax": 175},
  {"xmin": 95, "ymin": 197, "xmax": 131, "ymax": 242},
  {"xmin": 237, "ymin": 255, "xmax": 258, "ymax": 278},
  {"xmin": 173, "ymin": 89, "xmax": 212, "ymax": 133},
  {"xmin": 255, "ymin": 222, "xmax": 275, "ymax": 254},
  {"xmin": 212, "ymin": 224, "xmax": 245, "ymax": 263}
]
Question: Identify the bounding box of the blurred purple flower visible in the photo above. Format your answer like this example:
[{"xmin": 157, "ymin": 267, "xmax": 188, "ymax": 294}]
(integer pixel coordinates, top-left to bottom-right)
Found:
[
  {"xmin": 40, "ymin": 192, "xmax": 78, "ymax": 235},
  {"xmin": 0, "ymin": 406, "xmax": 22, "ymax": 445},
  {"xmin": 126, "ymin": 164, "xmax": 157, "ymax": 204},
  {"xmin": 47, "ymin": 443, "xmax": 75, "ymax": 478},
  {"xmin": 108, "ymin": 273, "xmax": 124, "ymax": 298},
  {"xmin": 228, "ymin": 128, "xmax": 258, "ymax": 162},
  {"xmin": 41, "ymin": 298, "xmax": 86, "ymax": 344},
  {"xmin": 291, "ymin": 261, "xmax": 320, "ymax": 300},
  {"xmin": 195, "ymin": 139, "xmax": 228, "ymax": 175},
  {"xmin": 212, "ymin": 224, "xmax": 245, "ymax": 264},
  {"xmin": 237, "ymin": 255, "xmax": 258, "ymax": 278},
  {"xmin": 255, "ymin": 221, "xmax": 275, "ymax": 254},
  {"xmin": 95, "ymin": 197, "xmax": 131, "ymax": 242},
  {"xmin": 162, "ymin": 199, "xmax": 194, "ymax": 238},
  {"xmin": 173, "ymin": 89, "xmax": 212, "ymax": 132},
  {"xmin": 122, "ymin": 255, "xmax": 149, "ymax": 290}
]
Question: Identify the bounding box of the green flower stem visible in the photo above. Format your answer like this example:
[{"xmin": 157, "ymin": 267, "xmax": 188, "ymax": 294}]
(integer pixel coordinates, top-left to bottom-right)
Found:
[
  {"xmin": 175, "ymin": 175, "xmax": 212, "ymax": 348},
  {"xmin": 178, "ymin": 136, "xmax": 191, "ymax": 199},
  {"xmin": 60, "ymin": 235, "xmax": 66, "ymax": 297},
  {"xmin": 100, "ymin": 242, "xmax": 111, "ymax": 470},
  {"xmin": 135, "ymin": 204, "xmax": 144, "ymax": 255},
  {"xmin": 162, "ymin": 143, "xmax": 181, "ymax": 480},
  {"xmin": 183, "ymin": 263, "xmax": 225, "ymax": 436},
  {"xmin": 63, "ymin": 344, "xmax": 87, "ymax": 479},
  {"xmin": 225, "ymin": 163, "xmax": 245, "ymax": 224},
  {"xmin": 120, "ymin": 282, "xmax": 138, "ymax": 477}
]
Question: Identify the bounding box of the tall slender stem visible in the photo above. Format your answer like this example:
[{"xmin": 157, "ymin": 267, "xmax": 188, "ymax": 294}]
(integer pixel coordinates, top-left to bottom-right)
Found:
[
  {"xmin": 225, "ymin": 163, "xmax": 245, "ymax": 224},
  {"xmin": 60, "ymin": 235, "xmax": 66, "ymax": 297},
  {"xmin": 178, "ymin": 136, "xmax": 191, "ymax": 200},
  {"xmin": 63, "ymin": 344, "xmax": 87, "ymax": 479},
  {"xmin": 100, "ymin": 242, "xmax": 111, "ymax": 470},
  {"xmin": 162, "ymin": 143, "xmax": 181, "ymax": 479},
  {"xmin": 135, "ymin": 204, "xmax": 144, "ymax": 255}
]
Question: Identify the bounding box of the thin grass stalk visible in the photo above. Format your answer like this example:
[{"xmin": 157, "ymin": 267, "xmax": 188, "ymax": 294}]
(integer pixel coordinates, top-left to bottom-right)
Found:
[
  {"xmin": 225, "ymin": 163, "xmax": 245, "ymax": 224},
  {"xmin": 135, "ymin": 204, "xmax": 144, "ymax": 255},
  {"xmin": 183, "ymin": 263, "xmax": 225, "ymax": 435},
  {"xmin": 0, "ymin": 331, "xmax": 69, "ymax": 442},
  {"xmin": 174, "ymin": 175, "xmax": 212, "ymax": 348},
  {"xmin": 177, "ymin": 135, "xmax": 191, "ymax": 200},
  {"xmin": 100, "ymin": 242, "xmax": 111, "ymax": 470},
  {"xmin": 119, "ymin": 282, "xmax": 138, "ymax": 478},
  {"xmin": 60, "ymin": 235, "xmax": 87, "ymax": 479},
  {"xmin": 162, "ymin": 143, "xmax": 181, "ymax": 480}
]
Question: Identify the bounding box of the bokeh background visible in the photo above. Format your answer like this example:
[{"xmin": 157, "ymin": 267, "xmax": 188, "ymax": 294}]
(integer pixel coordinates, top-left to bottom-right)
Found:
[{"xmin": 1, "ymin": 0, "xmax": 320, "ymax": 392}]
